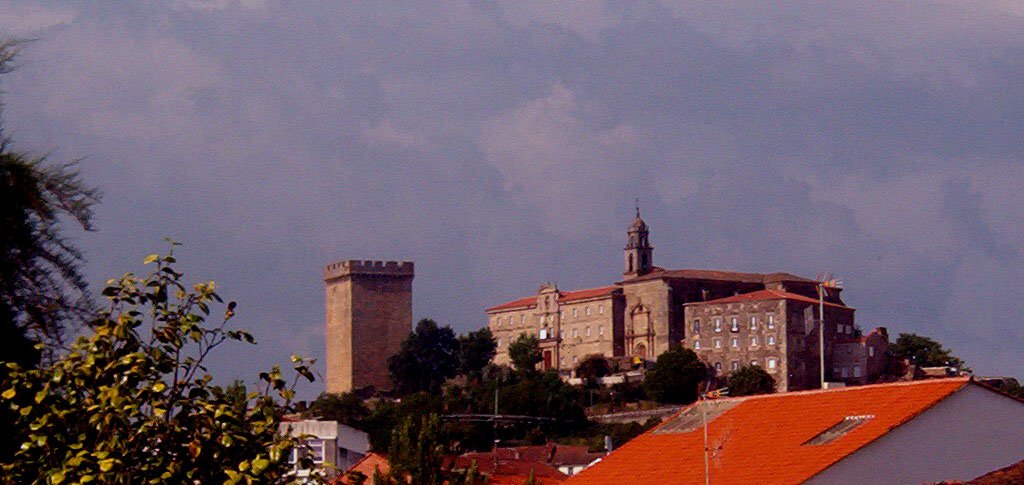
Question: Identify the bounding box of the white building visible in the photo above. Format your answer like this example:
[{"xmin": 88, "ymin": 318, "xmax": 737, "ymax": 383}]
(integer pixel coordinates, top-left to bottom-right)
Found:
[{"xmin": 279, "ymin": 419, "xmax": 370, "ymax": 482}]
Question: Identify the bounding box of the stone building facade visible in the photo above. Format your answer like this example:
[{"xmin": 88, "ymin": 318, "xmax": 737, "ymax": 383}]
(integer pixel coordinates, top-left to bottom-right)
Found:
[
  {"xmin": 682, "ymin": 289, "xmax": 855, "ymax": 392},
  {"xmin": 833, "ymin": 327, "xmax": 890, "ymax": 385},
  {"xmin": 487, "ymin": 211, "xmax": 880, "ymax": 392},
  {"xmin": 324, "ymin": 260, "xmax": 413, "ymax": 393}
]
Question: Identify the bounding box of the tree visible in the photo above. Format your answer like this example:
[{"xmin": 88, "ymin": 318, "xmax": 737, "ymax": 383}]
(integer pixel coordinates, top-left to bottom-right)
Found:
[
  {"xmin": 508, "ymin": 333, "xmax": 542, "ymax": 372},
  {"xmin": 457, "ymin": 327, "xmax": 496, "ymax": 380},
  {"xmin": 890, "ymin": 333, "xmax": 967, "ymax": 370},
  {"xmin": 388, "ymin": 319, "xmax": 460, "ymax": 395},
  {"xmin": 0, "ymin": 39, "xmax": 101, "ymax": 352},
  {"xmin": 576, "ymin": 354, "xmax": 611, "ymax": 386},
  {"xmin": 387, "ymin": 414, "xmax": 446, "ymax": 485},
  {"xmin": 307, "ymin": 391, "xmax": 371, "ymax": 429},
  {"xmin": 726, "ymin": 365, "xmax": 776, "ymax": 396},
  {"xmin": 643, "ymin": 345, "xmax": 708, "ymax": 404},
  {"xmin": 0, "ymin": 248, "xmax": 320, "ymax": 483}
]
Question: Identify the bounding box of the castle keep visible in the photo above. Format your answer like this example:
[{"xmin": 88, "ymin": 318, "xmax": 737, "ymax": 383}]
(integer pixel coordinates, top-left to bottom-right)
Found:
[
  {"xmin": 324, "ymin": 259, "xmax": 413, "ymax": 393},
  {"xmin": 486, "ymin": 210, "xmax": 886, "ymax": 392}
]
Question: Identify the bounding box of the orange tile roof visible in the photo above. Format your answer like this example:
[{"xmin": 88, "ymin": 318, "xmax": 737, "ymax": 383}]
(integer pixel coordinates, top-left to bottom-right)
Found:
[
  {"xmin": 339, "ymin": 452, "xmax": 390, "ymax": 484},
  {"xmin": 567, "ymin": 378, "xmax": 971, "ymax": 485},
  {"xmin": 686, "ymin": 288, "xmax": 852, "ymax": 309},
  {"xmin": 486, "ymin": 285, "xmax": 619, "ymax": 312}
]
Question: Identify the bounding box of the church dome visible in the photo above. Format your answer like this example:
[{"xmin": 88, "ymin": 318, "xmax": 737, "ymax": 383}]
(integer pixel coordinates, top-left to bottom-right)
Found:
[{"xmin": 629, "ymin": 209, "xmax": 647, "ymax": 232}]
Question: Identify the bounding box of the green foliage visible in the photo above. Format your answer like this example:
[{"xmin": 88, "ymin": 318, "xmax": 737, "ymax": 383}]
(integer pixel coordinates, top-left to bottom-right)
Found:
[
  {"xmin": 387, "ymin": 414, "xmax": 447, "ymax": 485},
  {"xmin": 576, "ymin": 354, "xmax": 611, "ymax": 387},
  {"xmin": 726, "ymin": 365, "xmax": 775, "ymax": 396},
  {"xmin": 0, "ymin": 248, "xmax": 320, "ymax": 483},
  {"xmin": 643, "ymin": 345, "xmax": 708, "ymax": 404},
  {"xmin": 508, "ymin": 333, "xmax": 542, "ymax": 373},
  {"xmin": 388, "ymin": 319, "xmax": 460, "ymax": 395},
  {"xmin": 890, "ymin": 333, "xmax": 967, "ymax": 370},
  {"xmin": 457, "ymin": 327, "xmax": 497, "ymax": 380},
  {"xmin": 307, "ymin": 391, "xmax": 371, "ymax": 429}
]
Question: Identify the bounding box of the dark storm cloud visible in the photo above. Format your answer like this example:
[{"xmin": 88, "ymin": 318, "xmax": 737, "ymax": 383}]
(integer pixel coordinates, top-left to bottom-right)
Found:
[{"xmin": 2, "ymin": 1, "xmax": 1022, "ymax": 393}]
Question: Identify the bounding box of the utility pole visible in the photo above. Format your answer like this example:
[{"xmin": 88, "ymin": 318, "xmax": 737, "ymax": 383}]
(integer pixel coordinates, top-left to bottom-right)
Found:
[{"xmin": 817, "ymin": 274, "xmax": 842, "ymax": 389}]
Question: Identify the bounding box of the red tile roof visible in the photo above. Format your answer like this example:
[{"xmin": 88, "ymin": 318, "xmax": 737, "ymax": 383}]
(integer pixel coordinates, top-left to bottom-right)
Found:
[
  {"xmin": 968, "ymin": 457, "xmax": 1024, "ymax": 484},
  {"xmin": 686, "ymin": 288, "xmax": 852, "ymax": 309},
  {"xmin": 486, "ymin": 285, "xmax": 619, "ymax": 312},
  {"xmin": 339, "ymin": 452, "xmax": 390, "ymax": 484},
  {"xmin": 626, "ymin": 268, "xmax": 814, "ymax": 284},
  {"xmin": 567, "ymin": 378, "xmax": 971, "ymax": 485},
  {"xmin": 452, "ymin": 454, "xmax": 567, "ymax": 484}
]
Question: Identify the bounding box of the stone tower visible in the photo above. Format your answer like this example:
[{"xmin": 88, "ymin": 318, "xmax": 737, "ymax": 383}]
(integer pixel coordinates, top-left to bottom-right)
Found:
[
  {"xmin": 623, "ymin": 207, "xmax": 653, "ymax": 278},
  {"xmin": 324, "ymin": 259, "xmax": 414, "ymax": 394}
]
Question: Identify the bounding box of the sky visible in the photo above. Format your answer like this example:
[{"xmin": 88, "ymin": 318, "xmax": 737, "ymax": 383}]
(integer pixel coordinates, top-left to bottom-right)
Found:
[{"xmin": 1, "ymin": 1, "xmax": 1022, "ymax": 396}]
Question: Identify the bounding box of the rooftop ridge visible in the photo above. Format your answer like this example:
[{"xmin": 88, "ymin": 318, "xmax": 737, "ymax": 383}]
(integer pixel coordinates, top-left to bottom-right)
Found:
[{"xmin": 707, "ymin": 376, "xmax": 971, "ymax": 405}]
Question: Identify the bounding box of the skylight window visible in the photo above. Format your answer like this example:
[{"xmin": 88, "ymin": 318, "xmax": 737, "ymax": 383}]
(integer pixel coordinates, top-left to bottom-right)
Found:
[{"xmin": 803, "ymin": 415, "xmax": 874, "ymax": 446}]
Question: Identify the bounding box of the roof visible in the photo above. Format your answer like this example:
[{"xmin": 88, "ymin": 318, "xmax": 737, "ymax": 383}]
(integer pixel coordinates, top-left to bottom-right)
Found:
[
  {"xmin": 685, "ymin": 288, "xmax": 852, "ymax": 309},
  {"xmin": 967, "ymin": 457, "xmax": 1024, "ymax": 484},
  {"xmin": 567, "ymin": 378, "xmax": 972, "ymax": 485},
  {"xmin": 487, "ymin": 285, "xmax": 619, "ymax": 312},
  {"xmin": 460, "ymin": 444, "xmax": 603, "ymax": 466},
  {"xmin": 339, "ymin": 452, "xmax": 390, "ymax": 484},
  {"xmin": 452, "ymin": 454, "xmax": 567, "ymax": 484},
  {"xmin": 626, "ymin": 268, "xmax": 814, "ymax": 284}
]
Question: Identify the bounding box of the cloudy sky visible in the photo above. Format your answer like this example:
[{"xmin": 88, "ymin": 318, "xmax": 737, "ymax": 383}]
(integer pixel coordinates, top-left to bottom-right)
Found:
[{"xmin": 2, "ymin": 1, "xmax": 1022, "ymax": 394}]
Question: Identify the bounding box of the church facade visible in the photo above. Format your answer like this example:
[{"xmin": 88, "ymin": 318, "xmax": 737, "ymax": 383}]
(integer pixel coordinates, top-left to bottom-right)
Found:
[{"xmin": 486, "ymin": 211, "xmax": 872, "ymax": 392}]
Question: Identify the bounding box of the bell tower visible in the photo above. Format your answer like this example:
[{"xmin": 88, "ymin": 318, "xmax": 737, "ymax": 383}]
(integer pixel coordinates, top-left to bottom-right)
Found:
[{"xmin": 623, "ymin": 206, "xmax": 653, "ymax": 278}]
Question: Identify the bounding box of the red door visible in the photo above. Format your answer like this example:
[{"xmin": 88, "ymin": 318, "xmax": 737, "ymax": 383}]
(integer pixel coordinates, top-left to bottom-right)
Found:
[{"xmin": 543, "ymin": 350, "xmax": 552, "ymax": 370}]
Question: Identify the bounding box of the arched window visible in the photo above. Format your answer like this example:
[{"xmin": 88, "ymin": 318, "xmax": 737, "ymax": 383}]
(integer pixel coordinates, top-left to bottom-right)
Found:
[{"xmin": 628, "ymin": 254, "xmax": 634, "ymax": 273}]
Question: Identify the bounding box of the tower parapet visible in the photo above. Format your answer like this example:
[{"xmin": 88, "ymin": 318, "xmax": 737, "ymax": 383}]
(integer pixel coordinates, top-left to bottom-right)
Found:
[{"xmin": 324, "ymin": 259, "xmax": 415, "ymax": 281}]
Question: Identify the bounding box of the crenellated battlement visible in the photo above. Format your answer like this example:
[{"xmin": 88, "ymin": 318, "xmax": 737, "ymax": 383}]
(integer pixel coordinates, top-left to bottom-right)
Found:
[{"xmin": 324, "ymin": 259, "xmax": 415, "ymax": 280}]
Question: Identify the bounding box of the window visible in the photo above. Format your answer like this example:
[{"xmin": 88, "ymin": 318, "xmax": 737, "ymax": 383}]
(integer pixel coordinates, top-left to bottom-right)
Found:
[
  {"xmin": 714, "ymin": 318, "xmax": 722, "ymax": 333},
  {"xmin": 599, "ymin": 304, "xmax": 604, "ymax": 314},
  {"xmin": 539, "ymin": 329, "xmax": 548, "ymax": 339},
  {"xmin": 585, "ymin": 306, "xmax": 591, "ymax": 316},
  {"xmin": 560, "ymin": 310, "xmax": 565, "ymax": 320},
  {"xmin": 508, "ymin": 316, "xmax": 513, "ymax": 325},
  {"xmin": 768, "ymin": 358, "xmax": 777, "ymax": 369},
  {"xmin": 730, "ymin": 337, "xmax": 739, "ymax": 348},
  {"xmin": 573, "ymin": 356, "xmax": 579, "ymax": 364},
  {"xmin": 586, "ymin": 326, "xmax": 591, "ymax": 337},
  {"xmin": 713, "ymin": 338, "xmax": 722, "ymax": 349},
  {"xmin": 731, "ymin": 361, "xmax": 739, "ymax": 371},
  {"xmin": 847, "ymin": 325, "xmax": 853, "ymax": 335},
  {"xmin": 804, "ymin": 416, "xmax": 874, "ymax": 446},
  {"xmin": 750, "ymin": 336, "xmax": 758, "ymax": 346},
  {"xmin": 730, "ymin": 317, "xmax": 739, "ymax": 332},
  {"xmin": 599, "ymin": 325, "xmax": 605, "ymax": 336},
  {"xmin": 692, "ymin": 319, "xmax": 701, "ymax": 333},
  {"xmin": 853, "ymin": 366, "xmax": 862, "ymax": 378},
  {"xmin": 572, "ymin": 308, "xmax": 578, "ymax": 318},
  {"xmin": 714, "ymin": 362, "xmax": 722, "ymax": 372},
  {"xmin": 836, "ymin": 323, "xmax": 843, "ymax": 334},
  {"xmin": 572, "ymin": 328, "xmax": 578, "ymax": 338},
  {"xmin": 694, "ymin": 340, "xmax": 701, "ymax": 350},
  {"xmin": 290, "ymin": 439, "xmax": 326, "ymax": 467},
  {"xmin": 520, "ymin": 314, "xmax": 525, "ymax": 324},
  {"xmin": 539, "ymin": 315, "xmax": 546, "ymax": 324},
  {"xmin": 767, "ymin": 335, "xmax": 776, "ymax": 345},
  {"xmin": 750, "ymin": 315, "xmax": 757, "ymax": 330},
  {"xmin": 767, "ymin": 314, "xmax": 775, "ymax": 329},
  {"xmin": 497, "ymin": 338, "xmax": 502, "ymax": 347},
  {"xmin": 841, "ymin": 367, "xmax": 848, "ymax": 378},
  {"xmin": 869, "ymin": 346, "xmax": 875, "ymax": 357}
]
